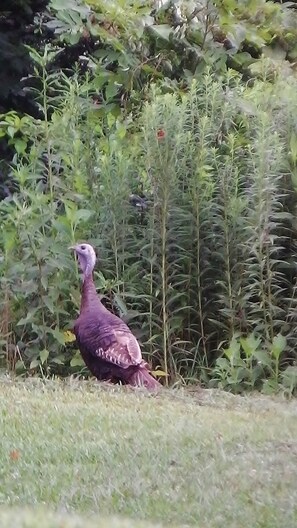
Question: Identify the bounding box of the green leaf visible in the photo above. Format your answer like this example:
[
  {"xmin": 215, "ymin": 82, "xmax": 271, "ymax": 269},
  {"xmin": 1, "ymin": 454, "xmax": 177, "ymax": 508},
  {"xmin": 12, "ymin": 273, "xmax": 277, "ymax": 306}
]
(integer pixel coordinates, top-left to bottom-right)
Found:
[
  {"xmin": 263, "ymin": 44, "xmax": 287, "ymax": 61},
  {"xmin": 43, "ymin": 296, "xmax": 55, "ymax": 314},
  {"xmin": 252, "ymin": 350, "xmax": 272, "ymax": 368},
  {"xmin": 227, "ymin": 23, "xmax": 247, "ymax": 50},
  {"xmin": 215, "ymin": 357, "xmax": 230, "ymax": 370},
  {"xmin": 116, "ymin": 123, "xmax": 127, "ymax": 139},
  {"xmin": 113, "ymin": 293, "xmax": 128, "ymax": 316},
  {"xmin": 148, "ymin": 24, "xmax": 172, "ymax": 42},
  {"xmin": 280, "ymin": 366, "xmax": 297, "ymax": 391},
  {"xmin": 39, "ymin": 349, "xmax": 49, "ymax": 364},
  {"xmin": 7, "ymin": 126, "xmax": 15, "ymax": 138},
  {"xmin": 50, "ymin": 0, "xmax": 89, "ymax": 16},
  {"xmin": 240, "ymin": 335, "xmax": 261, "ymax": 358},
  {"xmin": 271, "ymin": 334, "xmax": 286, "ymax": 360},
  {"xmin": 75, "ymin": 209, "xmax": 94, "ymax": 222},
  {"xmin": 15, "ymin": 360, "xmax": 25, "ymax": 372},
  {"xmin": 262, "ymin": 378, "xmax": 279, "ymax": 395},
  {"xmin": 224, "ymin": 336, "xmax": 241, "ymax": 361},
  {"xmin": 105, "ymin": 82, "xmax": 121, "ymax": 101},
  {"xmin": 50, "ymin": 328, "xmax": 66, "ymax": 345},
  {"xmin": 51, "ymin": 356, "xmax": 65, "ymax": 365},
  {"xmin": 17, "ymin": 309, "xmax": 39, "ymax": 326},
  {"xmin": 70, "ymin": 352, "xmax": 85, "ymax": 367},
  {"xmin": 14, "ymin": 138, "xmax": 27, "ymax": 155},
  {"xmin": 289, "ymin": 133, "xmax": 297, "ymax": 165},
  {"xmin": 30, "ymin": 359, "xmax": 40, "ymax": 369}
]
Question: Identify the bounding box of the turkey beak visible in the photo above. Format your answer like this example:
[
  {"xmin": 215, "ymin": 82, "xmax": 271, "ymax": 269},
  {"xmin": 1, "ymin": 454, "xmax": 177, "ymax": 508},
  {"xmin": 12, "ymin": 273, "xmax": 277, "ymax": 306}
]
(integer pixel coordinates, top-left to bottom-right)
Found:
[{"xmin": 68, "ymin": 245, "xmax": 79, "ymax": 258}]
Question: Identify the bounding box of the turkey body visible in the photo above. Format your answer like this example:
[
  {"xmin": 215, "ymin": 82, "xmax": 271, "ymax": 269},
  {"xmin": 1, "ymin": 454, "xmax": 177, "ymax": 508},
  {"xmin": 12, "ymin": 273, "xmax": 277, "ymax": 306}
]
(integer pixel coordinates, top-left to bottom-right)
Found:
[
  {"xmin": 74, "ymin": 274, "xmax": 160, "ymax": 390},
  {"xmin": 74, "ymin": 307, "xmax": 142, "ymax": 384}
]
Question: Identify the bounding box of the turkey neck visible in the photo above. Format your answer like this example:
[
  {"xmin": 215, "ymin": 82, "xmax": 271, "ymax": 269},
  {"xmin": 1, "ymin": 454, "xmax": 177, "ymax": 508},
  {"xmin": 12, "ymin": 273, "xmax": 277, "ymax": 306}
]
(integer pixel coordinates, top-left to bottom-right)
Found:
[{"xmin": 81, "ymin": 273, "xmax": 103, "ymax": 313}]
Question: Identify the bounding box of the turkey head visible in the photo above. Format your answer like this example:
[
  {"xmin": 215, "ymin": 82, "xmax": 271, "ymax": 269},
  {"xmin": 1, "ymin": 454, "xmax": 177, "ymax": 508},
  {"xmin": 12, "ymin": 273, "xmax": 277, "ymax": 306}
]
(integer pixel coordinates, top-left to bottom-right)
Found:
[{"xmin": 69, "ymin": 243, "xmax": 96, "ymax": 277}]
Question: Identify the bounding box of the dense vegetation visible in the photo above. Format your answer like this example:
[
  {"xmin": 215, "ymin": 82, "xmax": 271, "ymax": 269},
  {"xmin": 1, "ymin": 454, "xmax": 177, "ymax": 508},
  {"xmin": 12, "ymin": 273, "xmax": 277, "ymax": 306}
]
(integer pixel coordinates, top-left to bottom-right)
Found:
[{"xmin": 1, "ymin": 0, "xmax": 297, "ymax": 394}]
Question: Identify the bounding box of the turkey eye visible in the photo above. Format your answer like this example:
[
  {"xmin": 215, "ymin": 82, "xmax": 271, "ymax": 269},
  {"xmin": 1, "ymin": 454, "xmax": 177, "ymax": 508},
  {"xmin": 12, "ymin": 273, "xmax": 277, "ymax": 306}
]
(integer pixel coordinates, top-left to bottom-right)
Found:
[{"xmin": 81, "ymin": 245, "xmax": 86, "ymax": 250}]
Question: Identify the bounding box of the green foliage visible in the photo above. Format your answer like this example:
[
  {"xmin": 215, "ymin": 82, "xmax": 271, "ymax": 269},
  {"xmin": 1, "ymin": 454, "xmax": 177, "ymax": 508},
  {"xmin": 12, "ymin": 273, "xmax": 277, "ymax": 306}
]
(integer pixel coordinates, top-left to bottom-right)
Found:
[
  {"xmin": 0, "ymin": 52, "xmax": 97, "ymax": 376},
  {"xmin": 2, "ymin": 0, "xmax": 297, "ymax": 200},
  {"xmin": 2, "ymin": 0, "xmax": 297, "ymax": 122},
  {"xmin": 0, "ymin": 112, "xmax": 32, "ymax": 155},
  {"xmin": 210, "ymin": 332, "xmax": 295, "ymax": 394},
  {"xmin": 1, "ymin": 61, "xmax": 297, "ymax": 385},
  {"xmin": 1, "ymin": 5, "xmax": 297, "ymax": 392},
  {"xmin": 47, "ymin": 0, "xmax": 297, "ymax": 83}
]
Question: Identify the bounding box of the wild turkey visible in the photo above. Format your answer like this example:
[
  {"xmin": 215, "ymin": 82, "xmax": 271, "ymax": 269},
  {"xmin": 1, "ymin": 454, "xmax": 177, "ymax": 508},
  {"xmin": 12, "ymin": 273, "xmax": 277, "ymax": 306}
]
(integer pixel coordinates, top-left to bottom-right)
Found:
[{"xmin": 70, "ymin": 243, "xmax": 161, "ymax": 390}]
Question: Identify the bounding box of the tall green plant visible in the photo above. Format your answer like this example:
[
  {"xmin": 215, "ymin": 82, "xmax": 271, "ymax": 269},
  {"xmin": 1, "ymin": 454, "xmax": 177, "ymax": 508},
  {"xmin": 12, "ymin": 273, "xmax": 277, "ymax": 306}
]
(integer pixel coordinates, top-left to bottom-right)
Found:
[
  {"xmin": 1, "ymin": 61, "xmax": 297, "ymax": 391},
  {"xmin": 0, "ymin": 51, "xmax": 97, "ymax": 374}
]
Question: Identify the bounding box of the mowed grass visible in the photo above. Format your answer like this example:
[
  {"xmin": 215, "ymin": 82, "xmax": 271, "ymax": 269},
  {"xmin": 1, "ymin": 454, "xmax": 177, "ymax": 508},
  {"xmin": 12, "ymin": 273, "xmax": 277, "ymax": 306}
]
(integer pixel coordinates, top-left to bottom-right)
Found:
[{"xmin": 0, "ymin": 379, "xmax": 297, "ymax": 528}]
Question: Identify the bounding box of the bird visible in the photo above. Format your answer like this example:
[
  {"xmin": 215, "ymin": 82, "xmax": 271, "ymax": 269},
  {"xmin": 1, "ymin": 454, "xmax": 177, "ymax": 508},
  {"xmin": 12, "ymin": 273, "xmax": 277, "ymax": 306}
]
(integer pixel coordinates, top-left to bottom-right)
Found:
[
  {"xmin": 129, "ymin": 193, "xmax": 149, "ymax": 211},
  {"xmin": 70, "ymin": 243, "xmax": 161, "ymax": 390}
]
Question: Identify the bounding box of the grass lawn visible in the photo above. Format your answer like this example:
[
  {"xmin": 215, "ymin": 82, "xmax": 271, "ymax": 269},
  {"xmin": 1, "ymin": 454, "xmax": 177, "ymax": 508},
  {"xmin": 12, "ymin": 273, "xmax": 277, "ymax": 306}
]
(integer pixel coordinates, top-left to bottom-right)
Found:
[{"xmin": 0, "ymin": 378, "xmax": 297, "ymax": 528}]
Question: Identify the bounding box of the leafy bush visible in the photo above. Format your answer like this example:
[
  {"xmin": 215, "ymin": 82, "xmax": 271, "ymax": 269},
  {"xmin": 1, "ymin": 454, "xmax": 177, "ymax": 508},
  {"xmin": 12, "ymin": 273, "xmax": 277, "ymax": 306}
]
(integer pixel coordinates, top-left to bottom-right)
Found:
[
  {"xmin": 2, "ymin": 0, "xmax": 297, "ymax": 206},
  {"xmin": 118, "ymin": 71, "xmax": 297, "ymax": 387},
  {"xmin": 211, "ymin": 333, "xmax": 288, "ymax": 394},
  {"xmin": 1, "ymin": 47, "xmax": 297, "ymax": 393}
]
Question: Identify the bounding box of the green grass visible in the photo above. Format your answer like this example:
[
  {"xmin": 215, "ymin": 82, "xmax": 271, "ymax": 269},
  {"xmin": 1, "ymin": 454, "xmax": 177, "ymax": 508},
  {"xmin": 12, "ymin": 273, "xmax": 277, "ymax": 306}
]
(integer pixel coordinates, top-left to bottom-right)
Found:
[{"xmin": 0, "ymin": 379, "xmax": 297, "ymax": 528}]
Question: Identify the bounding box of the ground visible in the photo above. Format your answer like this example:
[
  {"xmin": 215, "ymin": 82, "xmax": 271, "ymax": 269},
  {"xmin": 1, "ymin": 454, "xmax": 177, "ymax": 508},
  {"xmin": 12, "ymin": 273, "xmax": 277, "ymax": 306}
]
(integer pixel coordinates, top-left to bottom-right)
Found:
[{"xmin": 0, "ymin": 378, "xmax": 297, "ymax": 527}]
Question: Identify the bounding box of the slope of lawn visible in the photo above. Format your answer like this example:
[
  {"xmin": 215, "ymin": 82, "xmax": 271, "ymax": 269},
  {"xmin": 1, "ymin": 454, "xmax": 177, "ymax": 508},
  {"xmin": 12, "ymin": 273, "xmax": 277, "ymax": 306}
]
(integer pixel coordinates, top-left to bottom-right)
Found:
[{"xmin": 0, "ymin": 378, "xmax": 297, "ymax": 528}]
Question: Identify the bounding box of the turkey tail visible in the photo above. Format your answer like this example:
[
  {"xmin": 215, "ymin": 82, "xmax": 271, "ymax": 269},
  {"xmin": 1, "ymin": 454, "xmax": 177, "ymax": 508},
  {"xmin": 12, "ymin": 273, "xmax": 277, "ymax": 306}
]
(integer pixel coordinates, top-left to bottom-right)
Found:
[{"xmin": 129, "ymin": 367, "xmax": 161, "ymax": 391}]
